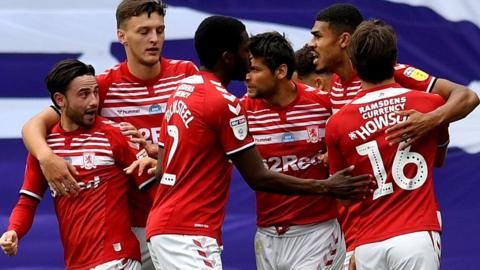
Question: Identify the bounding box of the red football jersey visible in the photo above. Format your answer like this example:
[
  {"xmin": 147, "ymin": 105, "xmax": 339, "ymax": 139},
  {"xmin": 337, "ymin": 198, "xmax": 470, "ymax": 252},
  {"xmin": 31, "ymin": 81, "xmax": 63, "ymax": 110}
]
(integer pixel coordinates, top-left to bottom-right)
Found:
[
  {"xmin": 329, "ymin": 64, "xmax": 436, "ymax": 114},
  {"xmin": 146, "ymin": 71, "xmax": 255, "ymax": 244},
  {"xmin": 8, "ymin": 116, "xmax": 154, "ymax": 270},
  {"xmin": 242, "ymin": 82, "xmax": 336, "ymax": 227},
  {"xmin": 96, "ymin": 57, "xmax": 198, "ymax": 227},
  {"xmin": 333, "ymin": 65, "xmax": 438, "ymax": 250},
  {"xmin": 326, "ymin": 83, "xmax": 444, "ymax": 247}
]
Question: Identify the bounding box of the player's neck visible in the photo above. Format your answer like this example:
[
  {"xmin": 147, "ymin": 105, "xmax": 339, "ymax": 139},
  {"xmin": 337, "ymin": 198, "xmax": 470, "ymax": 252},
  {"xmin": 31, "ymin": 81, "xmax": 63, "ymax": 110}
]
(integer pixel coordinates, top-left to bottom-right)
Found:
[
  {"xmin": 361, "ymin": 78, "xmax": 395, "ymax": 91},
  {"xmin": 334, "ymin": 55, "xmax": 355, "ymax": 82},
  {"xmin": 200, "ymin": 66, "xmax": 231, "ymax": 87},
  {"xmin": 127, "ymin": 60, "xmax": 161, "ymax": 81},
  {"xmin": 265, "ymin": 80, "xmax": 297, "ymax": 107},
  {"xmin": 60, "ymin": 116, "xmax": 81, "ymax": 132}
]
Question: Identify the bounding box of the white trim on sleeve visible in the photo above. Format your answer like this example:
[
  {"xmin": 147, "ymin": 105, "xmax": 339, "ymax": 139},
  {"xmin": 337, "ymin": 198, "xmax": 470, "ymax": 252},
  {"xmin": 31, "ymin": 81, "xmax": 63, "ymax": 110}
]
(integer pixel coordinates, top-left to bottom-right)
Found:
[
  {"xmin": 19, "ymin": 189, "xmax": 43, "ymax": 201},
  {"xmin": 426, "ymin": 77, "xmax": 437, "ymax": 93},
  {"xmin": 226, "ymin": 141, "xmax": 256, "ymax": 156}
]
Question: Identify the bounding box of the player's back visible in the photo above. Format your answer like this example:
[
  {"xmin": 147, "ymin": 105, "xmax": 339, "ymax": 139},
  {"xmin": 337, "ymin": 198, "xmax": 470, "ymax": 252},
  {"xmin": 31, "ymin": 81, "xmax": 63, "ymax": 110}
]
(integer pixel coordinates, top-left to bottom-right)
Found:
[
  {"xmin": 146, "ymin": 71, "xmax": 255, "ymax": 243},
  {"xmin": 326, "ymin": 83, "xmax": 445, "ymax": 247}
]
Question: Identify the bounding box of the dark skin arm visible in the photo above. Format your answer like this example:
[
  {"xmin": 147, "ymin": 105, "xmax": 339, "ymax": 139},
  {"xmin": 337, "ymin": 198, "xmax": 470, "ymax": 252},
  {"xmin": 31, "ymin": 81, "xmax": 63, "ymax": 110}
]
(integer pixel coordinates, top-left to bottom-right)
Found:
[
  {"xmin": 386, "ymin": 79, "xmax": 479, "ymax": 149},
  {"xmin": 434, "ymin": 144, "xmax": 448, "ymax": 168},
  {"xmin": 231, "ymin": 146, "xmax": 374, "ymax": 200}
]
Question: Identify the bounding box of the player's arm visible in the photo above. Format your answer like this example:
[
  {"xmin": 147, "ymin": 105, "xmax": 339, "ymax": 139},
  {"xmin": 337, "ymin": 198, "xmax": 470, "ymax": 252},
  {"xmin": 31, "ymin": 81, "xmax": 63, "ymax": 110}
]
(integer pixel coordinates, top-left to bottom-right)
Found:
[
  {"xmin": 348, "ymin": 252, "xmax": 357, "ymax": 270},
  {"xmin": 1, "ymin": 196, "xmax": 40, "ymax": 256},
  {"xmin": 435, "ymin": 125, "xmax": 450, "ymax": 167},
  {"xmin": 21, "ymin": 106, "xmax": 79, "ymax": 196},
  {"xmin": 231, "ymin": 146, "xmax": 373, "ymax": 200},
  {"xmin": 1, "ymin": 154, "xmax": 48, "ymax": 256},
  {"xmin": 386, "ymin": 79, "xmax": 479, "ymax": 148}
]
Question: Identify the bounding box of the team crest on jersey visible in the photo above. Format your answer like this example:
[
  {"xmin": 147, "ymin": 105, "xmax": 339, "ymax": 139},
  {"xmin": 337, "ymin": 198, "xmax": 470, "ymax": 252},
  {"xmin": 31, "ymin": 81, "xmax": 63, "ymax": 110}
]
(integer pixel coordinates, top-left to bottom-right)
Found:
[
  {"xmin": 149, "ymin": 104, "xmax": 162, "ymax": 114},
  {"xmin": 229, "ymin": 115, "xmax": 248, "ymax": 140},
  {"xmin": 403, "ymin": 67, "xmax": 428, "ymax": 81},
  {"xmin": 306, "ymin": 125, "xmax": 320, "ymax": 143},
  {"xmin": 282, "ymin": 132, "xmax": 295, "ymax": 143},
  {"xmin": 81, "ymin": 152, "xmax": 96, "ymax": 170}
]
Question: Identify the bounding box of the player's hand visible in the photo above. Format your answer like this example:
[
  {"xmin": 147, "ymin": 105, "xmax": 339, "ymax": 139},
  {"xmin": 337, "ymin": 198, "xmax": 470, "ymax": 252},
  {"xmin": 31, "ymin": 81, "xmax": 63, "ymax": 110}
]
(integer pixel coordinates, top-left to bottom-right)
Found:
[
  {"xmin": 144, "ymin": 143, "xmax": 159, "ymax": 158},
  {"xmin": 318, "ymin": 152, "xmax": 328, "ymax": 167},
  {"xmin": 385, "ymin": 110, "xmax": 441, "ymax": 150},
  {"xmin": 0, "ymin": 230, "xmax": 18, "ymax": 256},
  {"xmin": 120, "ymin": 122, "xmax": 146, "ymax": 147},
  {"xmin": 38, "ymin": 152, "xmax": 79, "ymax": 196},
  {"xmin": 348, "ymin": 251, "xmax": 356, "ymax": 270},
  {"xmin": 124, "ymin": 157, "xmax": 157, "ymax": 176},
  {"xmin": 323, "ymin": 165, "xmax": 375, "ymax": 200}
]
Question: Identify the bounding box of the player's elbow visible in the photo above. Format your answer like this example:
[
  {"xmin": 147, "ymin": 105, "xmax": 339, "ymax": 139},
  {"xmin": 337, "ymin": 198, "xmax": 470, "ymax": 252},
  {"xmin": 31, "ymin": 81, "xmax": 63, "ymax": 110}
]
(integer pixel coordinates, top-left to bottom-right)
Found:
[
  {"xmin": 455, "ymin": 85, "xmax": 479, "ymax": 112},
  {"xmin": 242, "ymin": 168, "xmax": 274, "ymax": 192},
  {"xmin": 467, "ymin": 89, "xmax": 480, "ymax": 109}
]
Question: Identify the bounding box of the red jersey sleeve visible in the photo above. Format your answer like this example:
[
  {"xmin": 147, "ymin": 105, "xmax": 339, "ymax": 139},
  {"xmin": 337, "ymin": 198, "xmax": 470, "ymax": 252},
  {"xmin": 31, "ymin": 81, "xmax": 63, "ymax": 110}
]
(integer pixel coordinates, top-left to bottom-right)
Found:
[
  {"xmin": 394, "ymin": 64, "xmax": 436, "ymax": 93},
  {"xmin": 7, "ymin": 196, "xmax": 39, "ymax": 239},
  {"xmin": 8, "ymin": 154, "xmax": 48, "ymax": 239},
  {"xmin": 205, "ymin": 92, "xmax": 255, "ymax": 156},
  {"xmin": 20, "ymin": 154, "xmax": 49, "ymax": 200}
]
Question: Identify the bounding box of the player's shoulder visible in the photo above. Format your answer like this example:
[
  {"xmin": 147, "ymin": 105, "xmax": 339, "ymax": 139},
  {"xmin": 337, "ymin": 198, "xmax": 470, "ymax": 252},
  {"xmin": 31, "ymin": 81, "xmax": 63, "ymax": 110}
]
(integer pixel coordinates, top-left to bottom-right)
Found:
[
  {"xmin": 96, "ymin": 62, "xmax": 124, "ymax": 82},
  {"xmin": 95, "ymin": 116, "xmax": 122, "ymax": 134},
  {"xmin": 298, "ymin": 82, "xmax": 331, "ymax": 106},
  {"xmin": 405, "ymin": 87, "xmax": 444, "ymax": 104},
  {"xmin": 161, "ymin": 57, "xmax": 199, "ymax": 74},
  {"xmin": 240, "ymin": 94, "xmax": 263, "ymax": 112}
]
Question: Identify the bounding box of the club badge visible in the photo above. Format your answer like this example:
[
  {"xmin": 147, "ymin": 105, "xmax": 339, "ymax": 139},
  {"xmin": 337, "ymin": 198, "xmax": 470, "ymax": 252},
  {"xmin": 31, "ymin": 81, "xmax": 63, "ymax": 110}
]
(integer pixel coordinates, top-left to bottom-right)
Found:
[{"xmin": 229, "ymin": 115, "xmax": 248, "ymax": 140}]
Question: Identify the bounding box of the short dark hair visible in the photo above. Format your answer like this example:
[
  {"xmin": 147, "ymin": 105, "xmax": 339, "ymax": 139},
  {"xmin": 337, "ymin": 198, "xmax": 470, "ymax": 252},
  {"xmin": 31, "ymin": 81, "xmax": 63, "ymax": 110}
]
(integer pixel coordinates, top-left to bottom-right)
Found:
[
  {"xmin": 116, "ymin": 0, "xmax": 167, "ymax": 29},
  {"xmin": 45, "ymin": 59, "xmax": 96, "ymax": 107},
  {"xmin": 295, "ymin": 44, "xmax": 318, "ymax": 78},
  {"xmin": 249, "ymin": 32, "xmax": 296, "ymax": 80},
  {"xmin": 348, "ymin": 19, "xmax": 397, "ymax": 83},
  {"xmin": 316, "ymin": 3, "xmax": 363, "ymax": 34},
  {"xmin": 194, "ymin": 15, "xmax": 246, "ymax": 69}
]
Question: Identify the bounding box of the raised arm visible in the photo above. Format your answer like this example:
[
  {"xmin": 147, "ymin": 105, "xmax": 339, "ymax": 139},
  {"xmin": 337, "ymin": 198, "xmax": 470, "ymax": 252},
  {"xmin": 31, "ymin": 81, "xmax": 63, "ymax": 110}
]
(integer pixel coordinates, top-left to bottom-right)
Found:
[
  {"xmin": 231, "ymin": 146, "xmax": 373, "ymax": 200},
  {"xmin": 386, "ymin": 79, "xmax": 479, "ymax": 148},
  {"xmin": 21, "ymin": 107, "xmax": 79, "ymax": 196}
]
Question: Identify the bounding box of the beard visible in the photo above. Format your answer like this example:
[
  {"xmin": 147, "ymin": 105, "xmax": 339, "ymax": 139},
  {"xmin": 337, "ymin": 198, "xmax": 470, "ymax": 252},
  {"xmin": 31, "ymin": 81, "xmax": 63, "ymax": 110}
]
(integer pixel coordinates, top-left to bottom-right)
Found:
[{"xmin": 65, "ymin": 106, "xmax": 96, "ymax": 128}]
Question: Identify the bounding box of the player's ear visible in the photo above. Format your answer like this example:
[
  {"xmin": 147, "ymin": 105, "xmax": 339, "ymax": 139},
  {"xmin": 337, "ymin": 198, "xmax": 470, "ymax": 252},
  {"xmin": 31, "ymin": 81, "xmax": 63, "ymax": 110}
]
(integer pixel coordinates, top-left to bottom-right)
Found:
[
  {"xmin": 53, "ymin": 92, "xmax": 66, "ymax": 108},
  {"xmin": 275, "ymin": 64, "xmax": 288, "ymax": 80},
  {"xmin": 117, "ymin": 29, "xmax": 127, "ymax": 46},
  {"xmin": 314, "ymin": 76, "xmax": 324, "ymax": 89},
  {"xmin": 338, "ymin": 32, "xmax": 351, "ymax": 49},
  {"xmin": 222, "ymin": 51, "xmax": 235, "ymax": 66}
]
